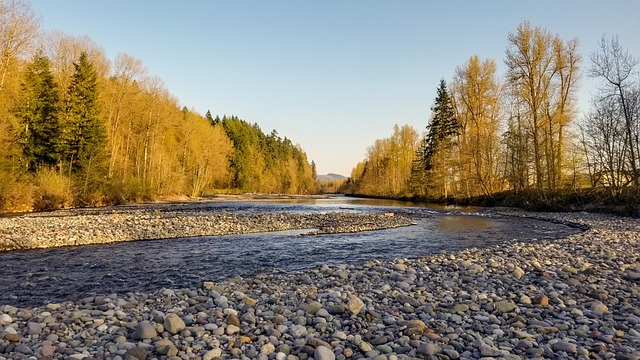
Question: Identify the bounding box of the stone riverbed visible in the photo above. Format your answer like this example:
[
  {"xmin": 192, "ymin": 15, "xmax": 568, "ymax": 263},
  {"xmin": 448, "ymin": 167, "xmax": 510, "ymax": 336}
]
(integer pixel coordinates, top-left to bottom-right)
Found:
[{"xmin": 0, "ymin": 210, "xmax": 639, "ymax": 359}]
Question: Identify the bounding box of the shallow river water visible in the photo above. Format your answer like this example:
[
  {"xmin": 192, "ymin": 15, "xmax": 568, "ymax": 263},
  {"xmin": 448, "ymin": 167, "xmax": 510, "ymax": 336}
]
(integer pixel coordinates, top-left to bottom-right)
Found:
[{"xmin": 0, "ymin": 197, "xmax": 582, "ymax": 307}]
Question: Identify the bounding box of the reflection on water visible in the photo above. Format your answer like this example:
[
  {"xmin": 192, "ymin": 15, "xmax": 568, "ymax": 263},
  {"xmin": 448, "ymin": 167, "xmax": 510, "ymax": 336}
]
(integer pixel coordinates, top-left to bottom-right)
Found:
[
  {"xmin": 0, "ymin": 197, "xmax": 580, "ymax": 307},
  {"xmin": 435, "ymin": 215, "xmax": 496, "ymax": 232}
]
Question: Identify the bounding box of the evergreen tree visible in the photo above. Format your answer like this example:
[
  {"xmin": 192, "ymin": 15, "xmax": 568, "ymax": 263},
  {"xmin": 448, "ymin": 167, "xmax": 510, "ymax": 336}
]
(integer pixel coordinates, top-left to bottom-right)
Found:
[
  {"xmin": 311, "ymin": 160, "xmax": 317, "ymax": 180},
  {"xmin": 16, "ymin": 52, "xmax": 61, "ymax": 172},
  {"xmin": 422, "ymin": 79, "xmax": 459, "ymax": 170},
  {"xmin": 62, "ymin": 52, "xmax": 105, "ymax": 173},
  {"xmin": 205, "ymin": 110, "xmax": 218, "ymax": 125}
]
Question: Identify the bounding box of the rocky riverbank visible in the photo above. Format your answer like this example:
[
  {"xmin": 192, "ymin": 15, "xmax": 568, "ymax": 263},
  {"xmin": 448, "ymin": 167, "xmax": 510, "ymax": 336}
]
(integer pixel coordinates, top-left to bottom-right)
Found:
[
  {"xmin": 0, "ymin": 206, "xmax": 415, "ymax": 252},
  {"xmin": 0, "ymin": 211, "xmax": 639, "ymax": 360}
]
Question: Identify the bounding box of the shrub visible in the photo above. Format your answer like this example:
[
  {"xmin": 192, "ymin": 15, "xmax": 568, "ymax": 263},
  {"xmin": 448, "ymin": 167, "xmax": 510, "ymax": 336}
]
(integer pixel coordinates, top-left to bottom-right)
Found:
[
  {"xmin": 0, "ymin": 170, "xmax": 34, "ymax": 213},
  {"xmin": 33, "ymin": 168, "xmax": 73, "ymax": 211}
]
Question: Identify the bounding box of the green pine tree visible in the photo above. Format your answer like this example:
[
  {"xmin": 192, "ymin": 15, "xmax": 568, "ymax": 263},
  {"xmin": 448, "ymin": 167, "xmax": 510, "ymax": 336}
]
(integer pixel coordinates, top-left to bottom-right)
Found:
[
  {"xmin": 62, "ymin": 52, "xmax": 105, "ymax": 173},
  {"xmin": 422, "ymin": 79, "xmax": 459, "ymax": 170},
  {"xmin": 16, "ymin": 52, "xmax": 61, "ymax": 172},
  {"xmin": 205, "ymin": 110, "xmax": 219, "ymax": 125}
]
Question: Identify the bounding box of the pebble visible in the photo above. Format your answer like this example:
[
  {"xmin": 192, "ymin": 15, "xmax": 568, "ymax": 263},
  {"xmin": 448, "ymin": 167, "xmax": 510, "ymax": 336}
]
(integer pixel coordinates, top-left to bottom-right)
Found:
[
  {"xmin": 551, "ymin": 340, "xmax": 578, "ymax": 353},
  {"xmin": 203, "ymin": 348, "xmax": 222, "ymax": 360},
  {"xmin": 494, "ymin": 300, "xmax": 517, "ymax": 313},
  {"xmin": 346, "ymin": 295, "xmax": 365, "ymax": 315},
  {"xmin": 261, "ymin": 343, "xmax": 276, "ymax": 355},
  {"xmin": 163, "ymin": 313, "xmax": 185, "ymax": 334},
  {"xmin": 135, "ymin": 321, "xmax": 157, "ymax": 339},
  {"xmin": 290, "ymin": 324, "xmax": 308, "ymax": 338},
  {"xmin": 0, "ymin": 314, "xmax": 12, "ymax": 325},
  {"xmin": 533, "ymin": 294, "xmax": 549, "ymax": 306},
  {"xmin": 226, "ymin": 324, "xmax": 240, "ymax": 335},
  {"xmin": 154, "ymin": 339, "xmax": 178, "ymax": 356},
  {"xmin": 418, "ymin": 342, "xmax": 441, "ymax": 355},
  {"xmin": 314, "ymin": 345, "xmax": 335, "ymax": 360}
]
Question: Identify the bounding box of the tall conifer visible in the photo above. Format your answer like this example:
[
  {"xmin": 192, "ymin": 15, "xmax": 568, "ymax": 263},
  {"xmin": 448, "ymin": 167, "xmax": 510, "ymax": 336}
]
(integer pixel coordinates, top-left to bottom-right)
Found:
[
  {"xmin": 16, "ymin": 52, "xmax": 61, "ymax": 172},
  {"xmin": 62, "ymin": 52, "xmax": 105, "ymax": 172},
  {"xmin": 422, "ymin": 79, "xmax": 459, "ymax": 170}
]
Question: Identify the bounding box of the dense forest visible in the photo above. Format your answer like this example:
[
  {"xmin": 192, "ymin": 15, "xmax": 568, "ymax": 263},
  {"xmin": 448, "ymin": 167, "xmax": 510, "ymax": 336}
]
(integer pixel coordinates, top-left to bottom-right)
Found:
[
  {"xmin": 4, "ymin": 1, "xmax": 639, "ymax": 214},
  {"xmin": 0, "ymin": 1, "xmax": 316, "ymax": 212},
  {"xmin": 344, "ymin": 22, "xmax": 640, "ymax": 212}
]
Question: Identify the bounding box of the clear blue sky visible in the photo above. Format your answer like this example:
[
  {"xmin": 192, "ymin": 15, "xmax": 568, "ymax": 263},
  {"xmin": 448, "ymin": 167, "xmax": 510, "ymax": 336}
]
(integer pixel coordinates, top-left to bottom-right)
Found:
[{"xmin": 30, "ymin": 1, "xmax": 640, "ymax": 176}]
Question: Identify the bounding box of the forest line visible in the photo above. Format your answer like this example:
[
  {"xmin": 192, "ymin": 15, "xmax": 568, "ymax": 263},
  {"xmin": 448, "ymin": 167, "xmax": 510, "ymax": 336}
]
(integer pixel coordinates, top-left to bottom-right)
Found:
[
  {"xmin": 0, "ymin": 0, "xmax": 316, "ymax": 212},
  {"xmin": 343, "ymin": 22, "xmax": 640, "ymax": 214},
  {"xmin": 3, "ymin": 1, "xmax": 639, "ymax": 215}
]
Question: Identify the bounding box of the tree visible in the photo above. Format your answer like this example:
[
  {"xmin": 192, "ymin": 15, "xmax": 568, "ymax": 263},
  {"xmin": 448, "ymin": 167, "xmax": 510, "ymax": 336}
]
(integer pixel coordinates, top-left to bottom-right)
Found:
[
  {"xmin": 503, "ymin": 97, "xmax": 533, "ymax": 191},
  {"xmin": 422, "ymin": 80, "xmax": 459, "ymax": 168},
  {"xmin": 311, "ymin": 160, "xmax": 317, "ymax": 180},
  {"xmin": 347, "ymin": 124, "xmax": 420, "ymax": 197},
  {"xmin": 221, "ymin": 116, "xmax": 264, "ymax": 192},
  {"xmin": 45, "ymin": 32, "xmax": 110, "ymax": 101},
  {"xmin": 62, "ymin": 52, "xmax": 105, "ymax": 173},
  {"xmin": 549, "ymin": 37, "xmax": 581, "ymax": 188},
  {"xmin": 580, "ymin": 94, "xmax": 634, "ymax": 193},
  {"xmin": 205, "ymin": 110, "xmax": 217, "ymax": 125},
  {"xmin": 16, "ymin": 51, "xmax": 60, "ymax": 172},
  {"xmin": 178, "ymin": 108, "xmax": 232, "ymax": 196},
  {"xmin": 0, "ymin": 0, "xmax": 40, "ymax": 187},
  {"xmin": 0, "ymin": 0, "xmax": 39, "ymax": 92},
  {"xmin": 220, "ymin": 115, "xmax": 316, "ymax": 194},
  {"xmin": 421, "ymin": 79, "xmax": 460, "ymax": 197},
  {"xmin": 452, "ymin": 55, "xmax": 503, "ymax": 196},
  {"xmin": 589, "ymin": 35, "xmax": 639, "ymax": 187},
  {"xmin": 103, "ymin": 52, "xmax": 147, "ymax": 180},
  {"xmin": 505, "ymin": 22, "xmax": 581, "ymax": 190}
]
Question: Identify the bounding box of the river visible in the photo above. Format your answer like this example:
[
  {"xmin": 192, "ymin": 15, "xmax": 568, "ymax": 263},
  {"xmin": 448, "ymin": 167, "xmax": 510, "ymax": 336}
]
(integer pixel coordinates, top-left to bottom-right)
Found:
[{"xmin": 0, "ymin": 197, "xmax": 582, "ymax": 307}]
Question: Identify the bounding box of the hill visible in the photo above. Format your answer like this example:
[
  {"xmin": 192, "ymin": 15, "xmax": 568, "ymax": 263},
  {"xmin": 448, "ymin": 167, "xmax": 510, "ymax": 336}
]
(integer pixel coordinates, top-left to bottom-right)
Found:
[{"xmin": 317, "ymin": 173, "xmax": 347, "ymax": 181}]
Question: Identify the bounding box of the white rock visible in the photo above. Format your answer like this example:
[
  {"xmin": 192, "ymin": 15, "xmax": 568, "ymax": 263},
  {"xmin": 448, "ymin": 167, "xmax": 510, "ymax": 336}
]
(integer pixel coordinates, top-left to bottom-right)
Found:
[
  {"xmin": 67, "ymin": 355, "xmax": 90, "ymax": 360},
  {"xmin": 0, "ymin": 314, "xmax": 12, "ymax": 325},
  {"xmin": 314, "ymin": 346, "xmax": 335, "ymax": 360},
  {"xmin": 223, "ymin": 308, "xmax": 238, "ymax": 316}
]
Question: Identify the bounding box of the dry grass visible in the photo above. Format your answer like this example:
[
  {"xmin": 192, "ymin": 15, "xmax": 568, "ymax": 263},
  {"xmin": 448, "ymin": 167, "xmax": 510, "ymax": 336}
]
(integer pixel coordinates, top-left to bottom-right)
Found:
[{"xmin": 32, "ymin": 168, "xmax": 73, "ymax": 211}]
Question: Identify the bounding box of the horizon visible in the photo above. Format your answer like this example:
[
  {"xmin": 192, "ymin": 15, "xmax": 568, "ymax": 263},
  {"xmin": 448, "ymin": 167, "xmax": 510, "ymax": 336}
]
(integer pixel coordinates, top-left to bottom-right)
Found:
[{"xmin": 30, "ymin": 0, "xmax": 640, "ymax": 176}]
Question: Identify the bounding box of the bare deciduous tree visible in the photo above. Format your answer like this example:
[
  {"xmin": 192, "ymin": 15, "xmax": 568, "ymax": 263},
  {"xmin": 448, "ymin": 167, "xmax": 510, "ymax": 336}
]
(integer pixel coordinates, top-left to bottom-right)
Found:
[
  {"xmin": 0, "ymin": 0, "xmax": 39, "ymax": 92},
  {"xmin": 580, "ymin": 92, "xmax": 638, "ymax": 193},
  {"xmin": 589, "ymin": 35, "xmax": 639, "ymax": 187},
  {"xmin": 505, "ymin": 22, "xmax": 581, "ymax": 190}
]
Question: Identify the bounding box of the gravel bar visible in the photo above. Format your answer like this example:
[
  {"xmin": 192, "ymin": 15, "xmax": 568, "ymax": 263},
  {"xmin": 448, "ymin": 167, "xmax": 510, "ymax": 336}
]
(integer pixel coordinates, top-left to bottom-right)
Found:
[
  {"xmin": 0, "ymin": 211, "xmax": 639, "ymax": 359},
  {"xmin": 0, "ymin": 208, "xmax": 415, "ymax": 252}
]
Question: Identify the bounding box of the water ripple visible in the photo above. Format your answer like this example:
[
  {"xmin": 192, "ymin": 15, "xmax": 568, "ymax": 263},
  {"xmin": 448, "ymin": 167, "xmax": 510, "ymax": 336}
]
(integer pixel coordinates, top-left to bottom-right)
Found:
[{"xmin": 0, "ymin": 202, "xmax": 580, "ymax": 308}]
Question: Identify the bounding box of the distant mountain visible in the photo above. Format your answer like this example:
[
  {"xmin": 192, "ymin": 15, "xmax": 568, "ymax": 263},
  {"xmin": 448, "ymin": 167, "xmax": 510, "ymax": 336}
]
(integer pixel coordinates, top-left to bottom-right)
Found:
[{"xmin": 317, "ymin": 173, "xmax": 347, "ymax": 181}]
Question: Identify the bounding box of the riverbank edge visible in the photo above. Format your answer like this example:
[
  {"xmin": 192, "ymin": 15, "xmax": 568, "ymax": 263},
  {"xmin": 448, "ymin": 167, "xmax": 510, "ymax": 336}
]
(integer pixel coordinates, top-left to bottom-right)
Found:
[
  {"xmin": 344, "ymin": 188, "xmax": 640, "ymax": 218},
  {"xmin": 0, "ymin": 194, "xmax": 336, "ymax": 217}
]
